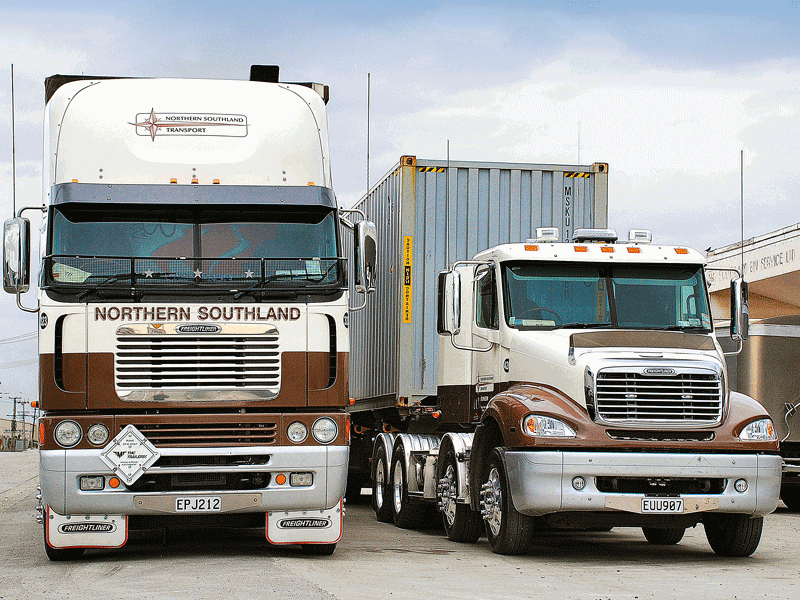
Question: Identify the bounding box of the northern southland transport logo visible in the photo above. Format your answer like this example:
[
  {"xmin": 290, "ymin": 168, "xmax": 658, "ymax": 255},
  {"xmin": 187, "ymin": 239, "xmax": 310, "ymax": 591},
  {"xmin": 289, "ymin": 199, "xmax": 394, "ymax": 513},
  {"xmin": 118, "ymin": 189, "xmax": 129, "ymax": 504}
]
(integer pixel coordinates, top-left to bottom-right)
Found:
[{"xmin": 130, "ymin": 109, "xmax": 248, "ymax": 141}]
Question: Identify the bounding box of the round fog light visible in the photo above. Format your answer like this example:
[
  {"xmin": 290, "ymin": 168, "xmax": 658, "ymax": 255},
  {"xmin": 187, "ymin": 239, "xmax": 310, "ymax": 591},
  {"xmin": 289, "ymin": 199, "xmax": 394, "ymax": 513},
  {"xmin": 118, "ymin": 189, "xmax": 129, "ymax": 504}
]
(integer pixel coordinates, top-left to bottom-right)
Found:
[
  {"xmin": 87, "ymin": 423, "xmax": 109, "ymax": 446},
  {"xmin": 734, "ymin": 478, "xmax": 748, "ymax": 493},
  {"xmin": 287, "ymin": 421, "xmax": 308, "ymax": 444},
  {"xmin": 572, "ymin": 476, "xmax": 586, "ymax": 491}
]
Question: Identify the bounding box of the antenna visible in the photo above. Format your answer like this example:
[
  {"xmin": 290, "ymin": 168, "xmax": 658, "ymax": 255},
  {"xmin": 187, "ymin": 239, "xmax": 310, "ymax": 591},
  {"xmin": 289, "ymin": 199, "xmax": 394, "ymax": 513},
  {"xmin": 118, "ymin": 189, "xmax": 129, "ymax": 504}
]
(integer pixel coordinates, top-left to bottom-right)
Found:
[
  {"xmin": 11, "ymin": 63, "xmax": 16, "ymax": 216},
  {"xmin": 366, "ymin": 73, "xmax": 370, "ymax": 196},
  {"xmin": 445, "ymin": 140, "xmax": 450, "ymax": 267},
  {"xmin": 740, "ymin": 149, "xmax": 744, "ymax": 277}
]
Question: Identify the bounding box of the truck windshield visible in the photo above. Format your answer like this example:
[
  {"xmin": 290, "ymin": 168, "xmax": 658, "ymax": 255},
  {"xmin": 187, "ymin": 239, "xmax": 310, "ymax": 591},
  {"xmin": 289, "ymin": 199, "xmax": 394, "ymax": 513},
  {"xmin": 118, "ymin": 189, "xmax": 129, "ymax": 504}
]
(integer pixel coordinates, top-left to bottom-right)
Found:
[
  {"xmin": 45, "ymin": 205, "xmax": 342, "ymax": 294},
  {"xmin": 502, "ymin": 262, "xmax": 711, "ymax": 332}
]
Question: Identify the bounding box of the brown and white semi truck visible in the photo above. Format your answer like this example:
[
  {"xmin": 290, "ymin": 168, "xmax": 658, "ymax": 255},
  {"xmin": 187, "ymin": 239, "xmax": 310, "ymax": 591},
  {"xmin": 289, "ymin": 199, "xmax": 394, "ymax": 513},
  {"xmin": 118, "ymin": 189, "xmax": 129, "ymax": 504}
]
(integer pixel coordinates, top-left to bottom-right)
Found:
[
  {"xmin": 346, "ymin": 157, "xmax": 780, "ymax": 556},
  {"xmin": 3, "ymin": 66, "xmax": 376, "ymax": 559}
]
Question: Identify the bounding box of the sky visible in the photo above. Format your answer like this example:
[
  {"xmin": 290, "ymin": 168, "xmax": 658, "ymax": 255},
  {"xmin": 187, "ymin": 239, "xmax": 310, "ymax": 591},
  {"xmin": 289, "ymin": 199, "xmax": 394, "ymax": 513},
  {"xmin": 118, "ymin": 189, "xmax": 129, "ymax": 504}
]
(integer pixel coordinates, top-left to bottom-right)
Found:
[{"xmin": 1, "ymin": 0, "xmax": 799, "ymax": 415}]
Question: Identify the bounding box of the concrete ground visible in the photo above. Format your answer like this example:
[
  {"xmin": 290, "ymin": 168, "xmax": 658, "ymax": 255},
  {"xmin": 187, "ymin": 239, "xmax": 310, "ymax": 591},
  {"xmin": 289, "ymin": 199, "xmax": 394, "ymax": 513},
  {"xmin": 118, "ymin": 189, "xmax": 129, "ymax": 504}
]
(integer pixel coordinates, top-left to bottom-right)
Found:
[{"xmin": 1, "ymin": 449, "xmax": 799, "ymax": 600}]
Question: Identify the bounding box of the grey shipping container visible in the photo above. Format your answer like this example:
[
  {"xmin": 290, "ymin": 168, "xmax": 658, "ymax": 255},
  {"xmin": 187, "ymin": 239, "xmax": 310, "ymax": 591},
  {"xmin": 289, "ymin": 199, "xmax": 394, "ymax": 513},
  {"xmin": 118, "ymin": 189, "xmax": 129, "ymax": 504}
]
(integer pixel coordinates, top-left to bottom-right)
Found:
[{"xmin": 342, "ymin": 156, "xmax": 609, "ymax": 413}]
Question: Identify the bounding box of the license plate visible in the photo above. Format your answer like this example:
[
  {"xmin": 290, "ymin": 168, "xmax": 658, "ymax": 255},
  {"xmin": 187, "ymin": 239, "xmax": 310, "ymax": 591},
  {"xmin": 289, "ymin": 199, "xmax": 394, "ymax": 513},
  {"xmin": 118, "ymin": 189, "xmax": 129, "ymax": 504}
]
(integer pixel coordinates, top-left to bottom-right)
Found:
[
  {"xmin": 175, "ymin": 496, "xmax": 222, "ymax": 512},
  {"xmin": 641, "ymin": 497, "xmax": 684, "ymax": 513}
]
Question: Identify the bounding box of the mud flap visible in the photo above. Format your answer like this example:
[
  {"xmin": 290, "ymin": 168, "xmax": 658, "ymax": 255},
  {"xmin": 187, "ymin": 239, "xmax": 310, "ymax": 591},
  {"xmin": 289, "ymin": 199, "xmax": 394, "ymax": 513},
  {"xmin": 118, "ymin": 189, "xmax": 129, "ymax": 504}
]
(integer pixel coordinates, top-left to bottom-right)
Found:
[
  {"xmin": 45, "ymin": 506, "xmax": 127, "ymax": 549},
  {"xmin": 266, "ymin": 499, "xmax": 343, "ymax": 545}
]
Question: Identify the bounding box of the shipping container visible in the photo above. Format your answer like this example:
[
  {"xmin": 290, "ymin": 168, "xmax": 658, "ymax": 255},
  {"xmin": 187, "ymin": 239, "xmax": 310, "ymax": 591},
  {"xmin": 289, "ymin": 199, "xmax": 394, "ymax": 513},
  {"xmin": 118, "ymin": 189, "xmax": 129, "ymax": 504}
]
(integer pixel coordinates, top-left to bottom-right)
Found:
[{"xmin": 342, "ymin": 156, "xmax": 608, "ymax": 412}]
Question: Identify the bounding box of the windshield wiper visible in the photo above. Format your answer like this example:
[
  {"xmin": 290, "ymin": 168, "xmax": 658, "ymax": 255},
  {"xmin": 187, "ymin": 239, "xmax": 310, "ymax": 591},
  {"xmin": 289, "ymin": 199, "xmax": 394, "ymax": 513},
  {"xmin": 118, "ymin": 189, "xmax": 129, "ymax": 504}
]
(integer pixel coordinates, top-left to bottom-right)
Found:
[
  {"xmin": 552, "ymin": 322, "xmax": 613, "ymax": 330},
  {"xmin": 76, "ymin": 273, "xmax": 134, "ymax": 301},
  {"xmin": 649, "ymin": 325, "xmax": 710, "ymax": 332}
]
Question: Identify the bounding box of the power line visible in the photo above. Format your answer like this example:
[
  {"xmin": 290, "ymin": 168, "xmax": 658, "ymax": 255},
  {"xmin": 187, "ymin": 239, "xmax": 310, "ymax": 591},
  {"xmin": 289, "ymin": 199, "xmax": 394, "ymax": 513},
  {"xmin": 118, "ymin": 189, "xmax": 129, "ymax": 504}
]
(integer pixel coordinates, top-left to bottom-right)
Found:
[
  {"xmin": 0, "ymin": 332, "xmax": 37, "ymax": 345},
  {"xmin": 0, "ymin": 359, "xmax": 37, "ymax": 369}
]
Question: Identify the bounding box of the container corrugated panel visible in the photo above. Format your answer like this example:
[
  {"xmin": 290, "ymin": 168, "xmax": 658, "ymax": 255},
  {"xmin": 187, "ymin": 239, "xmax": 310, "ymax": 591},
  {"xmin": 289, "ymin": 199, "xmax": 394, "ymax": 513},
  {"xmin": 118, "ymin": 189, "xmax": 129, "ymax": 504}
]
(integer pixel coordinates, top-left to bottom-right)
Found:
[{"xmin": 343, "ymin": 157, "xmax": 608, "ymax": 408}]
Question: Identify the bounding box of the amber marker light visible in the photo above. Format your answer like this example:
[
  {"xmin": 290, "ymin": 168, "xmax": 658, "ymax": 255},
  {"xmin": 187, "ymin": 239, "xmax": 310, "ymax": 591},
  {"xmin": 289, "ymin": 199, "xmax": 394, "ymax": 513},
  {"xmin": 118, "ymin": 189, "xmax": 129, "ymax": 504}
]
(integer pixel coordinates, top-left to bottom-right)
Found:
[
  {"xmin": 38, "ymin": 422, "xmax": 45, "ymax": 446},
  {"xmin": 601, "ymin": 247, "xmax": 614, "ymax": 253},
  {"xmin": 213, "ymin": 179, "xmax": 220, "ymax": 184},
  {"xmin": 349, "ymin": 397, "xmax": 356, "ymax": 406},
  {"xmin": 109, "ymin": 477, "xmax": 121, "ymax": 489},
  {"xmin": 675, "ymin": 248, "xmax": 689, "ymax": 255},
  {"xmin": 170, "ymin": 178, "xmax": 178, "ymax": 184},
  {"xmin": 191, "ymin": 177, "xmax": 199, "ymax": 184},
  {"xmin": 574, "ymin": 246, "xmax": 588, "ymax": 253},
  {"xmin": 275, "ymin": 474, "xmax": 287, "ymax": 485},
  {"xmin": 627, "ymin": 247, "xmax": 641, "ymax": 254},
  {"xmin": 524, "ymin": 245, "xmax": 539, "ymax": 251}
]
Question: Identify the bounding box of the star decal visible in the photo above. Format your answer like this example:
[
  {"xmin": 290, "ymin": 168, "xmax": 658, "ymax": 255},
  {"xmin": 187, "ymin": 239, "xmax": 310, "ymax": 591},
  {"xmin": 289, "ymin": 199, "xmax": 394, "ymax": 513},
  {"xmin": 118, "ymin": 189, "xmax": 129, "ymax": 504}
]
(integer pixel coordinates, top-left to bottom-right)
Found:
[
  {"xmin": 193, "ymin": 269, "xmax": 203, "ymax": 278},
  {"xmin": 144, "ymin": 270, "xmax": 154, "ymax": 278},
  {"xmin": 244, "ymin": 269, "xmax": 254, "ymax": 278}
]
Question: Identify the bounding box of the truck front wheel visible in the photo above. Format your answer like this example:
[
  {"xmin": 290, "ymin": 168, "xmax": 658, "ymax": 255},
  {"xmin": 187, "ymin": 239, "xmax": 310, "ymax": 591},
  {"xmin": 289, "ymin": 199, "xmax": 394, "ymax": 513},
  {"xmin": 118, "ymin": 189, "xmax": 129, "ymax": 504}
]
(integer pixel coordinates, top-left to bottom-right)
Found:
[
  {"xmin": 481, "ymin": 448, "xmax": 534, "ymax": 555},
  {"xmin": 704, "ymin": 514, "xmax": 763, "ymax": 557},
  {"xmin": 438, "ymin": 449, "xmax": 482, "ymax": 543}
]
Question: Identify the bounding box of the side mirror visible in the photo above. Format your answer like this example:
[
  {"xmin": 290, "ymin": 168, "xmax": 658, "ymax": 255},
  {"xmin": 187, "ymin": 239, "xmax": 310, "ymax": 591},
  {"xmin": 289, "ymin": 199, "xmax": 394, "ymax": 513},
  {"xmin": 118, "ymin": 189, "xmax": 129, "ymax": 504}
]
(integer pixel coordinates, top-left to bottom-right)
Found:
[
  {"xmin": 730, "ymin": 277, "xmax": 749, "ymax": 342},
  {"xmin": 3, "ymin": 217, "xmax": 31, "ymax": 294},
  {"xmin": 354, "ymin": 220, "xmax": 377, "ymax": 295},
  {"xmin": 437, "ymin": 270, "xmax": 461, "ymax": 335}
]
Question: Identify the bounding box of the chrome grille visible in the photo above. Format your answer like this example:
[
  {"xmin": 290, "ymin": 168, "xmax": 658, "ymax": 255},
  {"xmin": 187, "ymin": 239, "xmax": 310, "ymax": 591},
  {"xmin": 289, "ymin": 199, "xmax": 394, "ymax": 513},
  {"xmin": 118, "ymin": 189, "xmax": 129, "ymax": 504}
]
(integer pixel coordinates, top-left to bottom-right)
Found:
[
  {"xmin": 595, "ymin": 371, "xmax": 722, "ymax": 424},
  {"xmin": 118, "ymin": 419, "xmax": 278, "ymax": 447},
  {"xmin": 115, "ymin": 333, "xmax": 280, "ymax": 392}
]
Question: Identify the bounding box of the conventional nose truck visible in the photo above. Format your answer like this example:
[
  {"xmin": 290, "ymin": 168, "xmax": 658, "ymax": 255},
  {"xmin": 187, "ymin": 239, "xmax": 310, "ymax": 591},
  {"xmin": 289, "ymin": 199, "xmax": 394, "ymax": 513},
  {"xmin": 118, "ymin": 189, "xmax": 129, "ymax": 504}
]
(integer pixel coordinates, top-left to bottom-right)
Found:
[{"xmin": 346, "ymin": 157, "xmax": 780, "ymax": 556}]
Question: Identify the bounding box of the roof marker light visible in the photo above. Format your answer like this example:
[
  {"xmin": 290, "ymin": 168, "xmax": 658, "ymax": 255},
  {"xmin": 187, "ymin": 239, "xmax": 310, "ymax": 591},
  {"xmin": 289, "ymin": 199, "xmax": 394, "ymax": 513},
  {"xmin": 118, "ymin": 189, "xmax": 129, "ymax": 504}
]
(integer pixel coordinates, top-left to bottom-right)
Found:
[
  {"xmin": 675, "ymin": 248, "xmax": 689, "ymax": 255},
  {"xmin": 524, "ymin": 244, "xmax": 539, "ymax": 251},
  {"xmin": 170, "ymin": 178, "xmax": 178, "ymax": 184},
  {"xmin": 191, "ymin": 177, "xmax": 199, "ymax": 184},
  {"xmin": 574, "ymin": 246, "xmax": 588, "ymax": 253},
  {"xmin": 601, "ymin": 246, "xmax": 614, "ymax": 253},
  {"xmin": 213, "ymin": 179, "xmax": 220, "ymax": 184},
  {"xmin": 627, "ymin": 247, "xmax": 641, "ymax": 254}
]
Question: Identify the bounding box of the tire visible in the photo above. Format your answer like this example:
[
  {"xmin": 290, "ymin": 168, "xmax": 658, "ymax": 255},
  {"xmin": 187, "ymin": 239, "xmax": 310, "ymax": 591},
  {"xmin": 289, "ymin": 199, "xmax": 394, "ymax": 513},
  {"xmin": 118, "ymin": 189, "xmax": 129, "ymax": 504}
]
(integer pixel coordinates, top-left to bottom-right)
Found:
[
  {"xmin": 371, "ymin": 443, "xmax": 393, "ymax": 523},
  {"xmin": 642, "ymin": 526, "xmax": 685, "ymax": 545},
  {"xmin": 390, "ymin": 449, "xmax": 424, "ymax": 529},
  {"xmin": 780, "ymin": 487, "xmax": 800, "ymax": 511},
  {"xmin": 481, "ymin": 448, "xmax": 534, "ymax": 555},
  {"xmin": 300, "ymin": 543, "xmax": 337, "ymax": 556},
  {"xmin": 704, "ymin": 514, "xmax": 763, "ymax": 557},
  {"xmin": 43, "ymin": 524, "xmax": 85, "ymax": 562},
  {"xmin": 438, "ymin": 449, "xmax": 482, "ymax": 543}
]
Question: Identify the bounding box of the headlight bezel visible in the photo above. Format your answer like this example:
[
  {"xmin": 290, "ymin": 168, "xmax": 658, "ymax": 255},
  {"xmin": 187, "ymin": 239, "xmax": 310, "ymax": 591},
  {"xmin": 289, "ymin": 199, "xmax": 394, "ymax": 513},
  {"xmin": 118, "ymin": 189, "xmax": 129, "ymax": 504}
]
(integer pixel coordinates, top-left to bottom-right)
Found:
[
  {"xmin": 522, "ymin": 414, "xmax": 577, "ymax": 438},
  {"xmin": 86, "ymin": 423, "xmax": 110, "ymax": 446}
]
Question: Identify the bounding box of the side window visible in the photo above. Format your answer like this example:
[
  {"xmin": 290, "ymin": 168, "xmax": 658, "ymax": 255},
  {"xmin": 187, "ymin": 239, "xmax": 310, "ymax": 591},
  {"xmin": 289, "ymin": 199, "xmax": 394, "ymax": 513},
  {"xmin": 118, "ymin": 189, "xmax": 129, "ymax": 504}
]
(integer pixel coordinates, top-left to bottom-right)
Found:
[{"xmin": 475, "ymin": 267, "xmax": 498, "ymax": 330}]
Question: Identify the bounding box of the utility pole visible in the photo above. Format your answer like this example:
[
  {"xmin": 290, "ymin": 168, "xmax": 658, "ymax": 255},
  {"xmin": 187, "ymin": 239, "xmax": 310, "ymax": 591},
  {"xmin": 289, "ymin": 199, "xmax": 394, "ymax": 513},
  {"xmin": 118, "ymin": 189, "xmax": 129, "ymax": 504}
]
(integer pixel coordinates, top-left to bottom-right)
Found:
[
  {"xmin": 18, "ymin": 399, "xmax": 30, "ymax": 448},
  {"xmin": 9, "ymin": 395, "xmax": 21, "ymax": 438}
]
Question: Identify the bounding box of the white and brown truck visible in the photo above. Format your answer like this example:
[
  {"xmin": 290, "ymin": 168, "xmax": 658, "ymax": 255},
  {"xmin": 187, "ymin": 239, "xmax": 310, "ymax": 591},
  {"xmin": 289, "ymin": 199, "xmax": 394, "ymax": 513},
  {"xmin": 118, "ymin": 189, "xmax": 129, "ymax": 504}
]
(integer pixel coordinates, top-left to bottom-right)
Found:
[
  {"xmin": 346, "ymin": 157, "xmax": 780, "ymax": 556},
  {"xmin": 3, "ymin": 65, "xmax": 376, "ymax": 559}
]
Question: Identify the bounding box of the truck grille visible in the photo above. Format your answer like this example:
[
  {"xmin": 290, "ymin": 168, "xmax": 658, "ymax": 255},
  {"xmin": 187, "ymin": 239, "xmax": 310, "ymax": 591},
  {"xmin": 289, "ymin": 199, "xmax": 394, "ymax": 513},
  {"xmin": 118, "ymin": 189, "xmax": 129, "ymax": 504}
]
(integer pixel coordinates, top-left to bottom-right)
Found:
[
  {"xmin": 117, "ymin": 417, "xmax": 279, "ymax": 447},
  {"xmin": 115, "ymin": 333, "xmax": 280, "ymax": 392},
  {"xmin": 595, "ymin": 371, "xmax": 722, "ymax": 424}
]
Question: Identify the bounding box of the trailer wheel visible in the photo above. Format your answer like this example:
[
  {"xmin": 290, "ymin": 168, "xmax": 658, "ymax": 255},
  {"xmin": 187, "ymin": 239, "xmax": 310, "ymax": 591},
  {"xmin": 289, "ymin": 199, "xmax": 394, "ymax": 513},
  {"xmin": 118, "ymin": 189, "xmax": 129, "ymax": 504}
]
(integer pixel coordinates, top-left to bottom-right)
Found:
[
  {"xmin": 438, "ymin": 449, "xmax": 482, "ymax": 543},
  {"xmin": 390, "ymin": 451, "xmax": 424, "ymax": 529},
  {"xmin": 481, "ymin": 448, "xmax": 534, "ymax": 555},
  {"xmin": 300, "ymin": 543, "xmax": 337, "ymax": 556},
  {"xmin": 371, "ymin": 443, "xmax": 393, "ymax": 523},
  {"xmin": 780, "ymin": 487, "xmax": 800, "ymax": 511},
  {"xmin": 43, "ymin": 524, "xmax": 85, "ymax": 562},
  {"xmin": 642, "ymin": 526, "xmax": 685, "ymax": 545},
  {"xmin": 704, "ymin": 514, "xmax": 763, "ymax": 557}
]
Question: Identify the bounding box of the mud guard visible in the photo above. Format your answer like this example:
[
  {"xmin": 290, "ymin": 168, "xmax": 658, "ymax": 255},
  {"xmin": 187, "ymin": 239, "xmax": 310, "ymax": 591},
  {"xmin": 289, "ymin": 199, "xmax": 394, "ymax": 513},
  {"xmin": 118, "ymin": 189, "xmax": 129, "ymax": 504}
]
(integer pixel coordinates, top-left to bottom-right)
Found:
[
  {"xmin": 266, "ymin": 499, "xmax": 343, "ymax": 545},
  {"xmin": 45, "ymin": 506, "xmax": 127, "ymax": 549}
]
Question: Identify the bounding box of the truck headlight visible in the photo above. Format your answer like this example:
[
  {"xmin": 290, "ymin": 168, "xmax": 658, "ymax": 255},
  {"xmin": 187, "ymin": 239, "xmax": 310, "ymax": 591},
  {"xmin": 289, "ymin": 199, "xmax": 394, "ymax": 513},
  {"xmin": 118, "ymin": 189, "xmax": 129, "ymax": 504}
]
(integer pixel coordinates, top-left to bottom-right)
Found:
[
  {"xmin": 739, "ymin": 419, "xmax": 777, "ymax": 441},
  {"xmin": 522, "ymin": 415, "xmax": 576, "ymax": 438},
  {"xmin": 311, "ymin": 417, "xmax": 338, "ymax": 444},
  {"xmin": 86, "ymin": 423, "xmax": 110, "ymax": 446},
  {"xmin": 287, "ymin": 421, "xmax": 308, "ymax": 443},
  {"xmin": 54, "ymin": 420, "xmax": 82, "ymax": 447}
]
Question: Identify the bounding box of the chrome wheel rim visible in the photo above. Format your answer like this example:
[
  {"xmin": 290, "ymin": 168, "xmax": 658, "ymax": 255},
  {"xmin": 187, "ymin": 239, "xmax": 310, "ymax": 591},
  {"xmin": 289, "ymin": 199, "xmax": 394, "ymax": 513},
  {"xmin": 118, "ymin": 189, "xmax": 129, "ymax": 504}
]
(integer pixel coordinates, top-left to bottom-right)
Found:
[
  {"xmin": 374, "ymin": 456, "xmax": 386, "ymax": 509},
  {"xmin": 393, "ymin": 460, "xmax": 403, "ymax": 515},
  {"xmin": 440, "ymin": 464, "xmax": 457, "ymax": 527},
  {"xmin": 483, "ymin": 467, "xmax": 502, "ymax": 537}
]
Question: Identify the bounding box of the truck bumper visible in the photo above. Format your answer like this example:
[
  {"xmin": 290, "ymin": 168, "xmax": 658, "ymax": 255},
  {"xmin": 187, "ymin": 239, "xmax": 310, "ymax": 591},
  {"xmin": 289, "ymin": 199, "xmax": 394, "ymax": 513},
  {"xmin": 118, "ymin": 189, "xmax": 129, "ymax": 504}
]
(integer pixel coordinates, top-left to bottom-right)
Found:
[
  {"xmin": 503, "ymin": 451, "xmax": 782, "ymax": 518},
  {"xmin": 40, "ymin": 445, "xmax": 348, "ymax": 516}
]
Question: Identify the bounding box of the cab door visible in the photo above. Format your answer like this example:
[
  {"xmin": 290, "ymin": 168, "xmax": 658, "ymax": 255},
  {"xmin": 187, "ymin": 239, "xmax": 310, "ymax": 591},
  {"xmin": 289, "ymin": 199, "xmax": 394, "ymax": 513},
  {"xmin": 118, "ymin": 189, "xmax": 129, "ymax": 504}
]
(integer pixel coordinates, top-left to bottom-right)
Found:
[{"xmin": 472, "ymin": 265, "xmax": 501, "ymax": 418}]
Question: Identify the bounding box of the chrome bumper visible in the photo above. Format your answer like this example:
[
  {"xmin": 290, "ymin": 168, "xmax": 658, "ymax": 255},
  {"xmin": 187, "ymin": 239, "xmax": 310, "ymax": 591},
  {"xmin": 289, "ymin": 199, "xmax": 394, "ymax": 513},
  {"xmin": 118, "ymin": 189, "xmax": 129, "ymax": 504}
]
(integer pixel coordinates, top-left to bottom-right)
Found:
[
  {"xmin": 40, "ymin": 445, "xmax": 348, "ymax": 516},
  {"xmin": 503, "ymin": 451, "xmax": 781, "ymax": 518}
]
